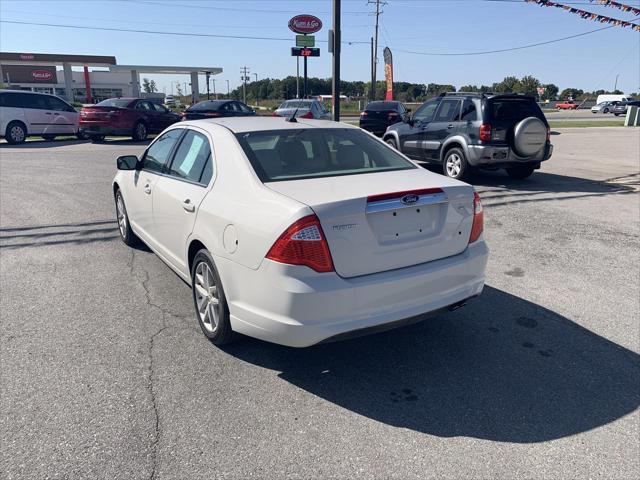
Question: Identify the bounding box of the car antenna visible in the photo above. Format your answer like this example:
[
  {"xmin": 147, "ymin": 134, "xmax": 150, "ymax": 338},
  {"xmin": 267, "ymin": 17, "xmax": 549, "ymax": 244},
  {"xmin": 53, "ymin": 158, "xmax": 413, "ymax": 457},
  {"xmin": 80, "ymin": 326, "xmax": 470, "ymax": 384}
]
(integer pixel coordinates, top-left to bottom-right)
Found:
[{"xmin": 286, "ymin": 108, "xmax": 299, "ymax": 123}]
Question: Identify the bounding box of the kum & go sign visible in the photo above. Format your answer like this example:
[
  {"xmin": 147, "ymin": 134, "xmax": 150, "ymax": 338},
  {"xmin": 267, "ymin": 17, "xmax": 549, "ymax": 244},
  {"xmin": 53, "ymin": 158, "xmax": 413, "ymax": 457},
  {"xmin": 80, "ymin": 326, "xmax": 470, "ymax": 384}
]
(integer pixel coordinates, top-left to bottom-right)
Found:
[{"xmin": 288, "ymin": 15, "xmax": 322, "ymax": 34}]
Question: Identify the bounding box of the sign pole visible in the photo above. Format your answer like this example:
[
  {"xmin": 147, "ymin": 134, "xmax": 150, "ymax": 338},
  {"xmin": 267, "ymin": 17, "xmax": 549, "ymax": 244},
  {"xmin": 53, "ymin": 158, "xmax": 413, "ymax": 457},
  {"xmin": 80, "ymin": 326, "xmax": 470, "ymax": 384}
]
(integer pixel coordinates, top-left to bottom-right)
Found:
[
  {"xmin": 296, "ymin": 57, "xmax": 300, "ymax": 98},
  {"xmin": 303, "ymin": 55, "xmax": 308, "ymax": 98},
  {"xmin": 332, "ymin": 0, "xmax": 341, "ymax": 121}
]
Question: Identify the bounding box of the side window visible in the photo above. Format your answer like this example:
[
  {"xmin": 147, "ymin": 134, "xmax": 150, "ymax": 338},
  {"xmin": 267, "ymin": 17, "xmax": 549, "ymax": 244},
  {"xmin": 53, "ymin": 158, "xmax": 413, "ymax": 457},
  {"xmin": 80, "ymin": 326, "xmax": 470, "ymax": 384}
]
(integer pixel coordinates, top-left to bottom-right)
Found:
[
  {"xmin": 237, "ymin": 103, "xmax": 252, "ymax": 113},
  {"xmin": 412, "ymin": 99, "xmax": 440, "ymax": 123},
  {"xmin": 47, "ymin": 96, "xmax": 74, "ymax": 112},
  {"xmin": 168, "ymin": 130, "xmax": 213, "ymax": 184},
  {"xmin": 142, "ymin": 129, "xmax": 183, "ymax": 173},
  {"xmin": 434, "ymin": 99, "xmax": 461, "ymax": 122},
  {"xmin": 220, "ymin": 103, "xmax": 233, "ymax": 112},
  {"xmin": 460, "ymin": 99, "xmax": 477, "ymax": 122},
  {"xmin": 135, "ymin": 101, "xmax": 153, "ymax": 111},
  {"xmin": 21, "ymin": 94, "xmax": 48, "ymax": 110},
  {"xmin": 152, "ymin": 103, "xmax": 168, "ymax": 113}
]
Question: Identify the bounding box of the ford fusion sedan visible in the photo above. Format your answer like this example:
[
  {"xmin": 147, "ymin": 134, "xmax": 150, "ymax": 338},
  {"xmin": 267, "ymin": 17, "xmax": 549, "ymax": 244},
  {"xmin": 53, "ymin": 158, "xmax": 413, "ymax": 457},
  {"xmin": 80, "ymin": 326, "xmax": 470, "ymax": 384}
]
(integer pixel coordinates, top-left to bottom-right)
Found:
[
  {"xmin": 113, "ymin": 117, "xmax": 487, "ymax": 347},
  {"xmin": 79, "ymin": 98, "xmax": 180, "ymax": 142}
]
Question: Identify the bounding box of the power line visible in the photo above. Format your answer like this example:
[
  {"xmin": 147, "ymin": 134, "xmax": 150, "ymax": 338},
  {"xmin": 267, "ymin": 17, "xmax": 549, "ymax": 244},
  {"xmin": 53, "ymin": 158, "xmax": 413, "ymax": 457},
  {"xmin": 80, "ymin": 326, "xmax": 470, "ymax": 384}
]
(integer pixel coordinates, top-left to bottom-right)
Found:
[{"xmin": 0, "ymin": 20, "xmax": 620, "ymax": 56}]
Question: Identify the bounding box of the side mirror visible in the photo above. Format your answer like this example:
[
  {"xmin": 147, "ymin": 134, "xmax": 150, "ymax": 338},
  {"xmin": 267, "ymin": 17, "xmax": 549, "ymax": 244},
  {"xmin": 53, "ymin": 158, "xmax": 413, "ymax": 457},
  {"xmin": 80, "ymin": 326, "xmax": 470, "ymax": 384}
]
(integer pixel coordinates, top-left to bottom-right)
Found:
[{"xmin": 117, "ymin": 155, "xmax": 138, "ymax": 170}]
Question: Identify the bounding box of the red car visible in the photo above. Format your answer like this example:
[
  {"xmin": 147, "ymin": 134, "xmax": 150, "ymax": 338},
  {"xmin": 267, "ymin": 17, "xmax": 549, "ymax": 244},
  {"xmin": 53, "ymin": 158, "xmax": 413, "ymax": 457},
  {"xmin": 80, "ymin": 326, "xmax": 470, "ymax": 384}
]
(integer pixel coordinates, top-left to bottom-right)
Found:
[
  {"xmin": 556, "ymin": 100, "xmax": 580, "ymax": 110},
  {"xmin": 79, "ymin": 98, "xmax": 181, "ymax": 142}
]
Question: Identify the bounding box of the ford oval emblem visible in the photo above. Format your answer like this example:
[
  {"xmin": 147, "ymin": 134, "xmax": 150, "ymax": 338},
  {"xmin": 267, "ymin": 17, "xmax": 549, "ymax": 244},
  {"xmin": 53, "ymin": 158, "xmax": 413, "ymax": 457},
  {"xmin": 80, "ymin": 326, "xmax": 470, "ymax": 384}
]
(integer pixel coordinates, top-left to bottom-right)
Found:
[{"xmin": 401, "ymin": 194, "xmax": 420, "ymax": 205}]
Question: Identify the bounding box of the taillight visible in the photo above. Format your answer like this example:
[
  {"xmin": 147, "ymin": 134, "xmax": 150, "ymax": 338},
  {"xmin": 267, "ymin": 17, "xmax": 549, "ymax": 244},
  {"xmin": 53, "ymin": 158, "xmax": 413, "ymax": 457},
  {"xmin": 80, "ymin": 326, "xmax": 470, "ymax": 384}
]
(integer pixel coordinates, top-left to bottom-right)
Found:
[
  {"xmin": 469, "ymin": 192, "xmax": 483, "ymax": 244},
  {"xmin": 360, "ymin": 111, "xmax": 368, "ymax": 117},
  {"xmin": 300, "ymin": 111, "xmax": 314, "ymax": 119},
  {"xmin": 203, "ymin": 111, "xmax": 220, "ymax": 117},
  {"xmin": 266, "ymin": 215, "xmax": 334, "ymax": 273},
  {"xmin": 479, "ymin": 123, "xmax": 492, "ymax": 142},
  {"xmin": 272, "ymin": 111, "xmax": 279, "ymax": 117},
  {"xmin": 388, "ymin": 112, "xmax": 399, "ymax": 120},
  {"xmin": 546, "ymin": 127, "xmax": 550, "ymax": 142}
]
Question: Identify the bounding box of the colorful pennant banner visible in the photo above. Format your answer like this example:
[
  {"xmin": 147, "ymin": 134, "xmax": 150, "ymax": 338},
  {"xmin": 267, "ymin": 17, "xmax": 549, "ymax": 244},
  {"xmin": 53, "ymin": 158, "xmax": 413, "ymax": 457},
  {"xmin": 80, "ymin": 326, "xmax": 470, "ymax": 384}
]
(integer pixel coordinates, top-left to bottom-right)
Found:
[
  {"xmin": 589, "ymin": 1, "xmax": 640, "ymax": 17},
  {"xmin": 525, "ymin": 0, "xmax": 640, "ymax": 31}
]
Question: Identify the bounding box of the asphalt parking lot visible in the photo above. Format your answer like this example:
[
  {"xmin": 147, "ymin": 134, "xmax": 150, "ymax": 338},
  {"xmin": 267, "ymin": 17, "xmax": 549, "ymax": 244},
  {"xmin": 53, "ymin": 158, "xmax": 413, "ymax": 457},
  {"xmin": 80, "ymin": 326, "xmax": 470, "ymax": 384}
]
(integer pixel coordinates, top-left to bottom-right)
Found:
[{"xmin": 1, "ymin": 127, "xmax": 639, "ymax": 479}]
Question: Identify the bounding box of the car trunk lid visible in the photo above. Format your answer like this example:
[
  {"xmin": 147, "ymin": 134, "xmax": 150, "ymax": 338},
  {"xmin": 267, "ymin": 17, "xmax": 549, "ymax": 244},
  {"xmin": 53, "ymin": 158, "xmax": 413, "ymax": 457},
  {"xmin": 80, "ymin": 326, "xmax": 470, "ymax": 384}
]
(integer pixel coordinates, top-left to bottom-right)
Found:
[
  {"xmin": 266, "ymin": 169, "xmax": 475, "ymax": 278},
  {"xmin": 80, "ymin": 106, "xmax": 125, "ymax": 120}
]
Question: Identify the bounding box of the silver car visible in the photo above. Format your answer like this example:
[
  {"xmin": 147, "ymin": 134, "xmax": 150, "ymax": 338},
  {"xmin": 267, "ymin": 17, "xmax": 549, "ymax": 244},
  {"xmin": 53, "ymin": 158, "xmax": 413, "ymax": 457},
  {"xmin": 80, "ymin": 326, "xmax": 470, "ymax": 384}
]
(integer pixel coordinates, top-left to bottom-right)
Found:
[
  {"xmin": 591, "ymin": 101, "xmax": 618, "ymax": 114},
  {"xmin": 273, "ymin": 99, "xmax": 332, "ymax": 120}
]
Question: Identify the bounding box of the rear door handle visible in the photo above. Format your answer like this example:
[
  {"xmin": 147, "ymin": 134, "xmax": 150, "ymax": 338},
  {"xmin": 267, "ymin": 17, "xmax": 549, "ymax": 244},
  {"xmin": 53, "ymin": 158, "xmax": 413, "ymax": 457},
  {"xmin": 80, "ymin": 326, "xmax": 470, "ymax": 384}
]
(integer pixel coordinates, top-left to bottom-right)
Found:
[
  {"xmin": 447, "ymin": 124, "xmax": 454, "ymax": 129},
  {"xmin": 182, "ymin": 199, "xmax": 195, "ymax": 212},
  {"xmin": 144, "ymin": 184, "xmax": 151, "ymax": 194},
  {"xmin": 45, "ymin": 112, "xmax": 52, "ymax": 115}
]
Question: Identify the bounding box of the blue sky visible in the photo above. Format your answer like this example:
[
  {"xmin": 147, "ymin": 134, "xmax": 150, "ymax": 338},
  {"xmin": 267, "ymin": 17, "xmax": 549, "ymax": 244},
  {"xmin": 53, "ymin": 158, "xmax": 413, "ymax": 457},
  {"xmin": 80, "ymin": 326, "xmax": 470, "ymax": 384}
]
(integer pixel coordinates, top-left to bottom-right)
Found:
[{"xmin": 1, "ymin": 0, "xmax": 639, "ymax": 94}]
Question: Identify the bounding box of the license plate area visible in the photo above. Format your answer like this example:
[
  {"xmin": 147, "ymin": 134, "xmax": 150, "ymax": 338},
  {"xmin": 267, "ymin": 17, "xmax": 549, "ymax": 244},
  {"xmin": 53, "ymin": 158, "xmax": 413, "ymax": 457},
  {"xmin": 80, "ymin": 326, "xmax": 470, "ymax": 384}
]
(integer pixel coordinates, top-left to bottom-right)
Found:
[{"xmin": 367, "ymin": 203, "xmax": 446, "ymax": 244}]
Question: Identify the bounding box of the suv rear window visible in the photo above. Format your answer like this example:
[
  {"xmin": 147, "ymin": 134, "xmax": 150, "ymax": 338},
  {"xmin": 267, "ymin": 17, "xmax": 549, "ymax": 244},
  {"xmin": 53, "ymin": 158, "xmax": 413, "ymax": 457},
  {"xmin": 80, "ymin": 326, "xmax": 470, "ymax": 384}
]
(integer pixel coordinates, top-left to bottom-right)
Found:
[
  {"xmin": 236, "ymin": 128, "xmax": 416, "ymax": 182},
  {"xmin": 489, "ymin": 99, "xmax": 542, "ymax": 121}
]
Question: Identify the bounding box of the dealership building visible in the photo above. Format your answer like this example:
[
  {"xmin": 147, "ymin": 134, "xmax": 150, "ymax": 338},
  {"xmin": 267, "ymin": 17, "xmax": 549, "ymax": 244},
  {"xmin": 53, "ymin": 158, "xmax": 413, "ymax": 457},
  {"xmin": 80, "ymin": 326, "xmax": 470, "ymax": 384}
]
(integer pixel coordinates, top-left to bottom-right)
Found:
[{"xmin": 0, "ymin": 52, "xmax": 222, "ymax": 103}]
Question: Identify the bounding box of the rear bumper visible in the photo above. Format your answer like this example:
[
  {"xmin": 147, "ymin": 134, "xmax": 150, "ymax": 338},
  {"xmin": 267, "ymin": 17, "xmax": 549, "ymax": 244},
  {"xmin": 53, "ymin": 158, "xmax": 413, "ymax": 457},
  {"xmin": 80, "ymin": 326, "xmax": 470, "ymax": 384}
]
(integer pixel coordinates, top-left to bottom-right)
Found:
[
  {"xmin": 467, "ymin": 142, "xmax": 553, "ymax": 168},
  {"xmin": 216, "ymin": 239, "xmax": 488, "ymax": 347},
  {"xmin": 79, "ymin": 120, "xmax": 133, "ymax": 136},
  {"xmin": 359, "ymin": 119, "xmax": 394, "ymax": 136}
]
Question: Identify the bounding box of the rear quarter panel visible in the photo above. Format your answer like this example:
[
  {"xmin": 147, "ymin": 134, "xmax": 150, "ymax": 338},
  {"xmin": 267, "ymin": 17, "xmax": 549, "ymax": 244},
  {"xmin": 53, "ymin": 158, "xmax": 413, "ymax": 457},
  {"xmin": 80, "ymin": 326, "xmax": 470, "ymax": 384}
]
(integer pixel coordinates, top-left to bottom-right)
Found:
[{"xmin": 189, "ymin": 127, "xmax": 311, "ymax": 272}]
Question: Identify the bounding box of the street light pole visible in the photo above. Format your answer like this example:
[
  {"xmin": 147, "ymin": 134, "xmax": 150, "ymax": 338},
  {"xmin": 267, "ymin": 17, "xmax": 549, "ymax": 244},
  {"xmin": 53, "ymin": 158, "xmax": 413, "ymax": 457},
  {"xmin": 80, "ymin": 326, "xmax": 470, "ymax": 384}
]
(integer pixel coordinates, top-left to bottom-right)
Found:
[
  {"xmin": 226, "ymin": 80, "xmax": 230, "ymax": 98},
  {"xmin": 254, "ymin": 73, "xmax": 259, "ymax": 106},
  {"xmin": 332, "ymin": 0, "xmax": 341, "ymax": 121},
  {"xmin": 614, "ymin": 74, "xmax": 620, "ymax": 92}
]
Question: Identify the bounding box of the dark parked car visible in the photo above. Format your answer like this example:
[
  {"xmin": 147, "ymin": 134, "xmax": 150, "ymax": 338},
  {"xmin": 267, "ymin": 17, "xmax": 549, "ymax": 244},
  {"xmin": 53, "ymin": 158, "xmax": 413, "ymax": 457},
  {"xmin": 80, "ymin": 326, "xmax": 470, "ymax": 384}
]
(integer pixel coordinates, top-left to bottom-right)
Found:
[
  {"xmin": 612, "ymin": 100, "xmax": 640, "ymax": 117},
  {"xmin": 181, "ymin": 100, "xmax": 256, "ymax": 120},
  {"xmin": 79, "ymin": 98, "xmax": 180, "ymax": 142},
  {"xmin": 359, "ymin": 101, "xmax": 408, "ymax": 136},
  {"xmin": 383, "ymin": 92, "xmax": 553, "ymax": 180}
]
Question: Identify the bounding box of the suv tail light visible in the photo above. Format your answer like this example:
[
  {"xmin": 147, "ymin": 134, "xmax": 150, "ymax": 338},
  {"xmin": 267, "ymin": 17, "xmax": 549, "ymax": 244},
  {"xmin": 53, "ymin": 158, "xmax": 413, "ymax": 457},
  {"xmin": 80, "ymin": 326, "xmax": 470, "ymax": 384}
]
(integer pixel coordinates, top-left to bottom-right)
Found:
[
  {"xmin": 388, "ymin": 112, "xmax": 399, "ymax": 120},
  {"xmin": 479, "ymin": 123, "xmax": 492, "ymax": 142},
  {"xmin": 266, "ymin": 215, "xmax": 334, "ymax": 272},
  {"xmin": 360, "ymin": 111, "xmax": 368, "ymax": 118},
  {"xmin": 300, "ymin": 111, "xmax": 314, "ymax": 119},
  {"xmin": 469, "ymin": 192, "xmax": 484, "ymax": 244}
]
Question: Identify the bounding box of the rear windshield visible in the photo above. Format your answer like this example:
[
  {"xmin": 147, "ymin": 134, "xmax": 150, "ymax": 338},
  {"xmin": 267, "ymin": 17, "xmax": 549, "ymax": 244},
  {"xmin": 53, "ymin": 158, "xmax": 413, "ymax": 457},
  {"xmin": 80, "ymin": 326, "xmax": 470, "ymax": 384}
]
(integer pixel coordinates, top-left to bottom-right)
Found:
[
  {"xmin": 235, "ymin": 128, "xmax": 416, "ymax": 182},
  {"xmin": 366, "ymin": 102, "xmax": 398, "ymax": 111},
  {"xmin": 188, "ymin": 100, "xmax": 226, "ymax": 112},
  {"xmin": 96, "ymin": 98, "xmax": 132, "ymax": 108},
  {"xmin": 279, "ymin": 100, "xmax": 313, "ymax": 109},
  {"xmin": 488, "ymin": 99, "xmax": 543, "ymax": 121}
]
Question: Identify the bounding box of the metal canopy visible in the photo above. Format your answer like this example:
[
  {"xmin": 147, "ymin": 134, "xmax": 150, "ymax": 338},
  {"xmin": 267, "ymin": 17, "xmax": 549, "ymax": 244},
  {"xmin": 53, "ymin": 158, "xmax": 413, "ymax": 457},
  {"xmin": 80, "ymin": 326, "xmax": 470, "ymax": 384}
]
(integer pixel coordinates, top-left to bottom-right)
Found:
[{"xmin": 110, "ymin": 65, "xmax": 222, "ymax": 75}]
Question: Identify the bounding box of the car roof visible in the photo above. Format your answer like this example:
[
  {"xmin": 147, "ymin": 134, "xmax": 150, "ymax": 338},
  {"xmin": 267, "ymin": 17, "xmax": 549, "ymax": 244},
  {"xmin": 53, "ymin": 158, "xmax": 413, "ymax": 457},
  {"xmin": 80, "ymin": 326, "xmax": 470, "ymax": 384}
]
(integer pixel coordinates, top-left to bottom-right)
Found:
[
  {"xmin": 179, "ymin": 116, "xmax": 357, "ymax": 134},
  {"xmin": 0, "ymin": 89, "xmax": 55, "ymax": 96}
]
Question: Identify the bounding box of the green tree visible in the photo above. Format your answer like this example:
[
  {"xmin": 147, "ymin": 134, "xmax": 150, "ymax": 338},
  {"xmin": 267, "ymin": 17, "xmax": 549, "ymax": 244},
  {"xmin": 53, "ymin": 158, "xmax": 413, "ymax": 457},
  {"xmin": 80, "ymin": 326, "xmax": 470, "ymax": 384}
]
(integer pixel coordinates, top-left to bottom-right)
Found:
[
  {"xmin": 559, "ymin": 88, "xmax": 583, "ymax": 100},
  {"xmin": 492, "ymin": 76, "xmax": 520, "ymax": 93},
  {"xmin": 142, "ymin": 78, "xmax": 152, "ymax": 94},
  {"xmin": 149, "ymin": 80, "xmax": 158, "ymax": 93},
  {"xmin": 515, "ymin": 75, "xmax": 540, "ymax": 96},
  {"xmin": 540, "ymin": 83, "xmax": 558, "ymax": 101}
]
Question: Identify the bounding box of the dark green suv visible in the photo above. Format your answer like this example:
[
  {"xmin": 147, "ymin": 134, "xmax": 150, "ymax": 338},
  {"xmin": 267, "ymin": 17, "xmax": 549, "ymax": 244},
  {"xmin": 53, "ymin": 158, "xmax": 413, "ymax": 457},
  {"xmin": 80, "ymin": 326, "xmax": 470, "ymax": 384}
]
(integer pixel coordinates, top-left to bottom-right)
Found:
[{"xmin": 383, "ymin": 92, "xmax": 553, "ymax": 180}]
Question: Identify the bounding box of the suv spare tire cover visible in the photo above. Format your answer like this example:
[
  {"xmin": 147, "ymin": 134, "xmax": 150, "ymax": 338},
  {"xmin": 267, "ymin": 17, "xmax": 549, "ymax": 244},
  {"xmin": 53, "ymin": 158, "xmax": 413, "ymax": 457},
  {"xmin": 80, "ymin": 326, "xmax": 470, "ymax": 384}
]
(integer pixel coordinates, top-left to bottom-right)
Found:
[{"xmin": 513, "ymin": 116, "xmax": 547, "ymax": 157}]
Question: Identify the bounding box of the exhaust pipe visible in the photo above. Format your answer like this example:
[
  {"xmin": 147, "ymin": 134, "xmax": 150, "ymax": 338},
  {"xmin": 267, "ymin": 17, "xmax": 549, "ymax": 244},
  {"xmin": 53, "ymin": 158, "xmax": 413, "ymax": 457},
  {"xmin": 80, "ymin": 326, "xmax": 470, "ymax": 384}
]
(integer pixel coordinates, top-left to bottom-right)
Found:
[{"xmin": 448, "ymin": 300, "xmax": 467, "ymax": 312}]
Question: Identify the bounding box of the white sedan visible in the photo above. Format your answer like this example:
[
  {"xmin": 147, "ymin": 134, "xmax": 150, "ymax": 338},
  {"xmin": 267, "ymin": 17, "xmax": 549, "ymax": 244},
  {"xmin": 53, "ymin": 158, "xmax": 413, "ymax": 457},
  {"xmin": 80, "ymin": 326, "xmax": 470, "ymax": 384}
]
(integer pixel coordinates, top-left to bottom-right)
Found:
[{"xmin": 113, "ymin": 117, "xmax": 488, "ymax": 347}]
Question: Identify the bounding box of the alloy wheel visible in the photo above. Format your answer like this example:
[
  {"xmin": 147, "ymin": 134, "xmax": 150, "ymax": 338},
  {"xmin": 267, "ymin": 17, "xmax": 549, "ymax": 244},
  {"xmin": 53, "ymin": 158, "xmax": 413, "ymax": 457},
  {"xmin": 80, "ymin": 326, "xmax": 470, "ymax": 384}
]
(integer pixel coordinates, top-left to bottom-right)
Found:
[
  {"xmin": 116, "ymin": 195, "xmax": 127, "ymax": 239},
  {"xmin": 194, "ymin": 262, "xmax": 220, "ymax": 333},
  {"xmin": 446, "ymin": 153, "xmax": 462, "ymax": 178},
  {"xmin": 10, "ymin": 125, "xmax": 25, "ymax": 143},
  {"xmin": 136, "ymin": 123, "xmax": 147, "ymax": 140}
]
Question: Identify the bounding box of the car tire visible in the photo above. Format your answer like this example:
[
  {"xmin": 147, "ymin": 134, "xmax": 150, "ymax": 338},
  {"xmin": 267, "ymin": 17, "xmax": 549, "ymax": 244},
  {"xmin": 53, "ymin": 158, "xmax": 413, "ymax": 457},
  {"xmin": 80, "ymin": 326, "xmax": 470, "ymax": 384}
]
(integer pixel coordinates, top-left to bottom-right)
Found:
[
  {"xmin": 506, "ymin": 166, "xmax": 535, "ymax": 179},
  {"xmin": 191, "ymin": 249, "xmax": 235, "ymax": 346},
  {"xmin": 115, "ymin": 189, "xmax": 139, "ymax": 247},
  {"xmin": 603, "ymin": 108, "xmax": 609, "ymax": 114},
  {"xmin": 77, "ymin": 132, "xmax": 89, "ymax": 140},
  {"xmin": 614, "ymin": 113, "xmax": 620, "ymax": 117},
  {"xmin": 443, "ymin": 147, "xmax": 470, "ymax": 180},
  {"xmin": 385, "ymin": 137, "xmax": 398, "ymax": 150},
  {"xmin": 132, "ymin": 121, "xmax": 148, "ymax": 142},
  {"xmin": 42, "ymin": 134, "xmax": 56, "ymax": 141},
  {"xmin": 5, "ymin": 121, "xmax": 27, "ymax": 145},
  {"xmin": 90, "ymin": 135, "xmax": 105, "ymax": 143}
]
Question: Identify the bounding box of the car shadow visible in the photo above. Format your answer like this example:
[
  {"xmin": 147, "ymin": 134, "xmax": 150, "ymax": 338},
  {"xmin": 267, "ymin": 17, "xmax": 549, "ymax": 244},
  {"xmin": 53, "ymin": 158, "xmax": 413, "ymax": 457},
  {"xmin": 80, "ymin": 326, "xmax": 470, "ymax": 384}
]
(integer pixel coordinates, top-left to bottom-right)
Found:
[
  {"xmin": 0, "ymin": 139, "xmax": 89, "ymax": 149},
  {"xmin": 221, "ymin": 286, "xmax": 640, "ymax": 444}
]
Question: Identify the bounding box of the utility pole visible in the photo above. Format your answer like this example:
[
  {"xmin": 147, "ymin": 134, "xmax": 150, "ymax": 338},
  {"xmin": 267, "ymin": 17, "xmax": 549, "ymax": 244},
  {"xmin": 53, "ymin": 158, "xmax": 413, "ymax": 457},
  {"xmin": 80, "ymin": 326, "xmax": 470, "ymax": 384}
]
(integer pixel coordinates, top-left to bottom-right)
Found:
[
  {"xmin": 226, "ymin": 80, "xmax": 230, "ymax": 98},
  {"xmin": 332, "ymin": 0, "xmax": 341, "ymax": 121},
  {"xmin": 205, "ymin": 71, "xmax": 211, "ymax": 100},
  {"xmin": 254, "ymin": 73, "xmax": 259, "ymax": 106},
  {"xmin": 240, "ymin": 66, "xmax": 250, "ymax": 104},
  {"xmin": 370, "ymin": 37, "xmax": 374, "ymax": 101},
  {"xmin": 368, "ymin": 0, "xmax": 385, "ymax": 101},
  {"xmin": 212, "ymin": 79, "xmax": 216, "ymax": 99}
]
